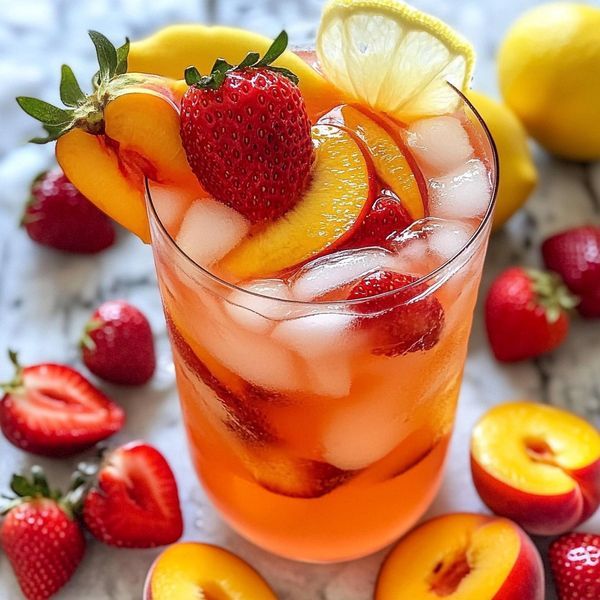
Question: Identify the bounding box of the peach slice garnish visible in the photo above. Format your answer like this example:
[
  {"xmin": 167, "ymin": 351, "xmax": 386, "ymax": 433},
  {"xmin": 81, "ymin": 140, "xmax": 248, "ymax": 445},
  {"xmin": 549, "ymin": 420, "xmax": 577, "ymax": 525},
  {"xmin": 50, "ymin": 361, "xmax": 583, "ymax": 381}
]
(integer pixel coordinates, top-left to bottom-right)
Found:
[
  {"xmin": 375, "ymin": 513, "xmax": 544, "ymax": 600},
  {"xmin": 471, "ymin": 401, "xmax": 600, "ymax": 535},
  {"xmin": 145, "ymin": 542, "xmax": 276, "ymax": 600},
  {"xmin": 219, "ymin": 124, "xmax": 376, "ymax": 279},
  {"xmin": 323, "ymin": 104, "xmax": 427, "ymax": 219}
]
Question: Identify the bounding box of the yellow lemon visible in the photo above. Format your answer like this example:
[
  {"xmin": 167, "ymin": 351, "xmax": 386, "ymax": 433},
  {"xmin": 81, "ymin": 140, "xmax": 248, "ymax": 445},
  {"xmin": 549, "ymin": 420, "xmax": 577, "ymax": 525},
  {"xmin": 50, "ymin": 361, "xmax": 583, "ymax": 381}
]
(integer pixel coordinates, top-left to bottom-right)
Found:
[
  {"xmin": 467, "ymin": 90, "xmax": 538, "ymax": 231},
  {"xmin": 498, "ymin": 3, "xmax": 600, "ymax": 161},
  {"xmin": 316, "ymin": 0, "xmax": 475, "ymax": 120}
]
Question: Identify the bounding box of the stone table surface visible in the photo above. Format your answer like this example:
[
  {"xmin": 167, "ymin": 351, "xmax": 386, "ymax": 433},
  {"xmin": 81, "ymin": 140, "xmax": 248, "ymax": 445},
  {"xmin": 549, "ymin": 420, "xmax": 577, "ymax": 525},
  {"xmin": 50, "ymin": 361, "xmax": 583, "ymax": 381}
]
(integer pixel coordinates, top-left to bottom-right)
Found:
[{"xmin": 0, "ymin": 0, "xmax": 599, "ymax": 598}]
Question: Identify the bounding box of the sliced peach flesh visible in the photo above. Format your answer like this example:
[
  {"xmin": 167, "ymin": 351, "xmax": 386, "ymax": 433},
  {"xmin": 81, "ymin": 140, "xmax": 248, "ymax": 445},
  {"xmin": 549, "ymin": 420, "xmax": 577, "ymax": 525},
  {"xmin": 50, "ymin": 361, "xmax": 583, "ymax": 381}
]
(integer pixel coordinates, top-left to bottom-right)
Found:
[
  {"xmin": 219, "ymin": 124, "xmax": 375, "ymax": 280},
  {"xmin": 376, "ymin": 514, "xmax": 522, "ymax": 599},
  {"xmin": 471, "ymin": 401, "xmax": 600, "ymax": 495},
  {"xmin": 56, "ymin": 86, "xmax": 200, "ymax": 243},
  {"xmin": 328, "ymin": 105, "xmax": 427, "ymax": 220},
  {"xmin": 147, "ymin": 542, "xmax": 276, "ymax": 600}
]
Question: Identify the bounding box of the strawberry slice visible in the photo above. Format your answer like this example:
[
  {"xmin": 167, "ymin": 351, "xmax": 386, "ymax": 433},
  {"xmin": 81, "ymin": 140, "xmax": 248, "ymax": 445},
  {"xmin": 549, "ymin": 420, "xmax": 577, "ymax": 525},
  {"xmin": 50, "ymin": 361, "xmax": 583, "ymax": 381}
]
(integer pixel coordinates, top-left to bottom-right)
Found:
[
  {"xmin": 83, "ymin": 441, "xmax": 183, "ymax": 548},
  {"xmin": 0, "ymin": 352, "xmax": 124, "ymax": 457},
  {"xmin": 345, "ymin": 195, "xmax": 413, "ymax": 250},
  {"xmin": 348, "ymin": 271, "xmax": 445, "ymax": 356}
]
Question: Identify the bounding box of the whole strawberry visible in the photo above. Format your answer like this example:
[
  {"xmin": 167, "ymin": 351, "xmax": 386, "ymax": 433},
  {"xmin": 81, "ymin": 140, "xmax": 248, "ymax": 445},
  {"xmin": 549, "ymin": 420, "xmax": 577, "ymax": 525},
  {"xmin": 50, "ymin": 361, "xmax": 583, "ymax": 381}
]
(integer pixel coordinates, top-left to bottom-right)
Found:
[
  {"xmin": 348, "ymin": 270, "xmax": 445, "ymax": 356},
  {"xmin": 83, "ymin": 441, "xmax": 183, "ymax": 547},
  {"xmin": 485, "ymin": 267, "xmax": 577, "ymax": 362},
  {"xmin": 81, "ymin": 300, "xmax": 156, "ymax": 385},
  {"xmin": 542, "ymin": 225, "xmax": 600, "ymax": 318},
  {"xmin": 1, "ymin": 467, "xmax": 86, "ymax": 600},
  {"xmin": 23, "ymin": 169, "xmax": 115, "ymax": 254},
  {"xmin": 550, "ymin": 532, "xmax": 600, "ymax": 600},
  {"xmin": 180, "ymin": 31, "xmax": 314, "ymax": 223},
  {"xmin": 0, "ymin": 351, "xmax": 124, "ymax": 457}
]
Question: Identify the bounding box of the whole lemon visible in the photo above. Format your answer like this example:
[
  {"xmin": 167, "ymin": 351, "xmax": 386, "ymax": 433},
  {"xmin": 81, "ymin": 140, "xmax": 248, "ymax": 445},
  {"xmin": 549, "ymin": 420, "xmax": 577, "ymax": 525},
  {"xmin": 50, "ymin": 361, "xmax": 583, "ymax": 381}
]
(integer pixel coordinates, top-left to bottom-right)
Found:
[
  {"xmin": 467, "ymin": 90, "xmax": 538, "ymax": 231},
  {"xmin": 498, "ymin": 3, "xmax": 600, "ymax": 161}
]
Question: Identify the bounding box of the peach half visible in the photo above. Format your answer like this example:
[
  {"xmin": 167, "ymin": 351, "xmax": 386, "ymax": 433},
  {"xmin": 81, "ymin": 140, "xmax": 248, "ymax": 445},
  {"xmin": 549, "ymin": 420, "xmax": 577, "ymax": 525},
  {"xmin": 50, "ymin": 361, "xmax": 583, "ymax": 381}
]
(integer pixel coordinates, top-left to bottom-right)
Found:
[
  {"xmin": 471, "ymin": 401, "xmax": 600, "ymax": 535},
  {"xmin": 144, "ymin": 542, "xmax": 276, "ymax": 600},
  {"xmin": 375, "ymin": 513, "xmax": 544, "ymax": 600}
]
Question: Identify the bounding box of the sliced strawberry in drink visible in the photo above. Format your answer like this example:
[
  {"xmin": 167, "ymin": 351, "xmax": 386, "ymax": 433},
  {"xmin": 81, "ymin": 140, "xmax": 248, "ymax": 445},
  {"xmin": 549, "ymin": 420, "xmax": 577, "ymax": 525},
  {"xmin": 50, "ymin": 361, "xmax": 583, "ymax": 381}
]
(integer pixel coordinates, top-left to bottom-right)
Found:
[
  {"xmin": 348, "ymin": 271, "xmax": 445, "ymax": 356},
  {"xmin": 165, "ymin": 313, "xmax": 276, "ymax": 443},
  {"xmin": 246, "ymin": 447, "xmax": 354, "ymax": 499},
  {"xmin": 83, "ymin": 441, "xmax": 183, "ymax": 548},
  {"xmin": 345, "ymin": 194, "xmax": 413, "ymax": 250},
  {"xmin": 0, "ymin": 352, "xmax": 124, "ymax": 457}
]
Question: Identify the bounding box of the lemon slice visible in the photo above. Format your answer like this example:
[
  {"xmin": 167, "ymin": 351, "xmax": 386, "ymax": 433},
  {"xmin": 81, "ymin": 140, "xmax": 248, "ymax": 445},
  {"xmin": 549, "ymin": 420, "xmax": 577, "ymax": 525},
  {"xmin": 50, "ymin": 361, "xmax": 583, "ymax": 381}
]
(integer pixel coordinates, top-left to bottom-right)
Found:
[{"xmin": 316, "ymin": 0, "xmax": 475, "ymax": 119}]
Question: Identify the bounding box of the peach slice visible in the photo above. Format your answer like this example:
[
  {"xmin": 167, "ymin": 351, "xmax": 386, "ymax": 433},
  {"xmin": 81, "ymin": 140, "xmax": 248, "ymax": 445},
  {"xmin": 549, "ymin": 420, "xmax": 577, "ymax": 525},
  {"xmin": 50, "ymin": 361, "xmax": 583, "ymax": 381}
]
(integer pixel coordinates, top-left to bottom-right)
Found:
[
  {"xmin": 56, "ymin": 87, "xmax": 202, "ymax": 242},
  {"xmin": 145, "ymin": 542, "xmax": 276, "ymax": 600},
  {"xmin": 323, "ymin": 104, "xmax": 427, "ymax": 219},
  {"xmin": 471, "ymin": 401, "xmax": 600, "ymax": 536},
  {"xmin": 220, "ymin": 124, "xmax": 376, "ymax": 279},
  {"xmin": 128, "ymin": 25, "xmax": 343, "ymax": 120},
  {"xmin": 375, "ymin": 513, "xmax": 544, "ymax": 600}
]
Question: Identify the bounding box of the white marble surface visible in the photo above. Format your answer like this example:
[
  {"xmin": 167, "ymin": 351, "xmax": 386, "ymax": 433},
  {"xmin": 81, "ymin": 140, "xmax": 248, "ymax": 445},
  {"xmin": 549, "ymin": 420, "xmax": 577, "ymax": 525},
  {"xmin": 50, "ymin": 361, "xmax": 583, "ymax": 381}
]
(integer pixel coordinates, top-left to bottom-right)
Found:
[{"xmin": 0, "ymin": 0, "xmax": 599, "ymax": 598}]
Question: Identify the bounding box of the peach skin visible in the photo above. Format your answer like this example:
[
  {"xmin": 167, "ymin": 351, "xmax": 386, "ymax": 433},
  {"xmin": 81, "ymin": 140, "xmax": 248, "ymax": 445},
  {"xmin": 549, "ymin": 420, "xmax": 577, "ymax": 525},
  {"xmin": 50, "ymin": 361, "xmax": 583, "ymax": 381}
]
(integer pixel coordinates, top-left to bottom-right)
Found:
[
  {"xmin": 471, "ymin": 401, "xmax": 600, "ymax": 535},
  {"xmin": 375, "ymin": 513, "xmax": 544, "ymax": 600},
  {"xmin": 144, "ymin": 542, "xmax": 276, "ymax": 600}
]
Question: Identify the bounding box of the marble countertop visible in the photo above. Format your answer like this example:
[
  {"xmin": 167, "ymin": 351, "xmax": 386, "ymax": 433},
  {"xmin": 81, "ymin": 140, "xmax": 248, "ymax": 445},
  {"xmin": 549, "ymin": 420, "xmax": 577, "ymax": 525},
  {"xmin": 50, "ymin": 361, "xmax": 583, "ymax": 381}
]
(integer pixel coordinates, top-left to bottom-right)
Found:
[{"xmin": 0, "ymin": 1, "xmax": 599, "ymax": 598}]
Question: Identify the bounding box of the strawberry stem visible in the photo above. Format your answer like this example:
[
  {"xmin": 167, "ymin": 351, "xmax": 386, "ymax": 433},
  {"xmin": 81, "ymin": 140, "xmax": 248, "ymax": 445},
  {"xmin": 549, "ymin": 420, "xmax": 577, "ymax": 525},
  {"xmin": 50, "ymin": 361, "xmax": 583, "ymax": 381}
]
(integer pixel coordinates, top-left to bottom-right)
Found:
[
  {"xmin": 0, "ymin": 350, "xmax": 25, "ymax": 394},
  {"xmin": 184, "ymin": 30, "xmax": 299, "ymax": 89}
]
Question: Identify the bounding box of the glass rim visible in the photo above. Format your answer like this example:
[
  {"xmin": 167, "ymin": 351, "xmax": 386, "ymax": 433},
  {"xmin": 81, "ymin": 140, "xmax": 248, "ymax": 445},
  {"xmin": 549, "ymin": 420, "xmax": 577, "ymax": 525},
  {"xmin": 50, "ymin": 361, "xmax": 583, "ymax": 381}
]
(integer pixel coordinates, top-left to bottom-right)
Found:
[{"xmin": 146, "ymin": 84, "xmax": 499, "ymax": 308}]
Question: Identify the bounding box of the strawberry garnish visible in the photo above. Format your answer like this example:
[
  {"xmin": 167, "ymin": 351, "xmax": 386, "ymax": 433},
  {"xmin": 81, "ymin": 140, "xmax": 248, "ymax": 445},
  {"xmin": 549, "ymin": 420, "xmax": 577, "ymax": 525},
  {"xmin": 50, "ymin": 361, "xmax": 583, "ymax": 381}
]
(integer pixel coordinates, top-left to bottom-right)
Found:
[
  {"xmin": 346, "ymin": 195, "xmax": 413, "ymax": 250},
  {"xmin": 81, "ymin": 300, "xmax": 156, "ymax": 385},
  {"xmin": 83, "ymin": 441, "xmax": 183, "ymax": 548},
  {"xmin": 23, "ymin": 169, "xmax": 115, "ymax": 254},
  {"xmin": 485, "ymin": 267, "xmax": 577, "ymax": 362},
  {"xmin": 549, "ymin": 532, "xmax": 600, "ymax": 600},
  {"xmin": 1, "ymin": 467, "xmax": 86, "ymax": 600},
  {"xmin": 180, "ymin": 31, "xmax": 314, "ymax": 223},
  {"xmin": 348, "ymin": 270, "xmax": 445, "ymax": 356},
  {"xmin": 0, "ymin": 351, "xmax": 124, "ymax": 457},
  {"xmin": 542, "ymin": 225, "xmax": 600, "ymax": 319}
]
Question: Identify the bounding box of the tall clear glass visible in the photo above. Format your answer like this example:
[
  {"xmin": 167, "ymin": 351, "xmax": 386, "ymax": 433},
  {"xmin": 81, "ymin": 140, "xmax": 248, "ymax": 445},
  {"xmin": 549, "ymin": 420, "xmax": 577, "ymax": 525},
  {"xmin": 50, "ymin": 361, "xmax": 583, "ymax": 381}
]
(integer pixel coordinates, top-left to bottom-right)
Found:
[{"xmin": 146, "ymin": 90, "xmax": 498, "ymax": 563}]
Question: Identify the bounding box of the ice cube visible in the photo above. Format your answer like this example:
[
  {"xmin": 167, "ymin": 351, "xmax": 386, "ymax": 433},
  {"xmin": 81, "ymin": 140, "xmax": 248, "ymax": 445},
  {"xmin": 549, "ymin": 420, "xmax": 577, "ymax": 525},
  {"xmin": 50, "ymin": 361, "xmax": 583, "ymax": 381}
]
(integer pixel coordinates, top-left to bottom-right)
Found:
[
  {"xmin": 428, "ymin": 159, "xmax": 492, "ymax": 220},
  {"xmin": 176, "ymin": 199, "xmax": 250, "ymax": 267},
  {"xmin": 407, "ymin": 116, "xmax": 473, "ymax": 175},
  {"xmin": 306, "ymin": 357, "xmax": 352, "ymax": 399},
  {"xmin": 291, "ymin": 248, "xmax": 398, "ymax": 301},
  {"xmin": 148, "ymin": 181, "xmax": 196, "ymax": 237},
  {"xmin": 224, "ymin": 279, "xmax": 293, "ymax": 334},
  {"xmin": 427, "ymin": 220, "xmax": 474, "ymax": 262},
  {"xmin": 272, "ymin": 312, "xmax": 356, "ymax": 357},
  {"xmin": 322, "ymin": 382, "xmax": 409, "ymax": 470}
]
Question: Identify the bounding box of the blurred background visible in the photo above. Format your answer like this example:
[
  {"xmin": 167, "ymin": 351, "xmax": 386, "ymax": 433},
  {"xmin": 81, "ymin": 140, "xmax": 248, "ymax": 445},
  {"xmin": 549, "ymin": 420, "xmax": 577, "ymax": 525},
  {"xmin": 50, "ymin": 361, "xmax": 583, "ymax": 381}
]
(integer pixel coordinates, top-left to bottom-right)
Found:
[{"xmin": 0, "ymin": 1, "xmax": 599, "ymax": 599}]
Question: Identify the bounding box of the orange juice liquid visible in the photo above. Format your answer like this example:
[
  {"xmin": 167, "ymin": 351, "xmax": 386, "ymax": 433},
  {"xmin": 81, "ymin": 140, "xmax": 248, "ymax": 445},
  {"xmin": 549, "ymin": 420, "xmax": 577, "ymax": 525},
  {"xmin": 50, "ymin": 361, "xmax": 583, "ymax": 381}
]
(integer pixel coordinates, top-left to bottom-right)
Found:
[{"xmin": 147, "ymin": 52, "xmax": 496, "ymax": 562}]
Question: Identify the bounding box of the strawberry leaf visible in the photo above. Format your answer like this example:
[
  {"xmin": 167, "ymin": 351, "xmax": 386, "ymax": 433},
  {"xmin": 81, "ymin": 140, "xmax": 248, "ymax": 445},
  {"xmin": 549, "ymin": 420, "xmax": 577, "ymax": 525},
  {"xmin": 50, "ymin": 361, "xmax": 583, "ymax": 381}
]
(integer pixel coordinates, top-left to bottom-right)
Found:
[
  {"xmin": 237, "ymin": 52, "xmax": 260, "ymax": 69},
  {"xmin": 89, "ymin": 30, "xmax": 118, "ymax": 83},
  {"xmin": 16, "ymin": 97, "xmax": 74, "ymax": 126},
  {"xmin": 115, "ymin": 38, "xmax": 130, "ymax": 76},
  {"xmin": 10, "ymin": 474, "xmax": 35, "ymax": 498},
  {"xmin": 59, "ymin": 65, "xmax": 85, "ymax": 107},
  {"xmin": 256, "ymin": 30, "xmax": 288, "ymax": 67}
]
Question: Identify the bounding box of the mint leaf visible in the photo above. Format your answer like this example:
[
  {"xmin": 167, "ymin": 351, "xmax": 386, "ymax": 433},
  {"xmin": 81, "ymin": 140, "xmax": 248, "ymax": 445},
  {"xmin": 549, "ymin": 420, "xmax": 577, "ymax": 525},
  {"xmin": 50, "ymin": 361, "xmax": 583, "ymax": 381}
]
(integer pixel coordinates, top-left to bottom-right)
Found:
[
  {"xmin": 15, "ymin": 97, "xmax": 73, "ymax": 126},
  {"xmin": 115, "ymin": 38, "xmax": 130, "ymax": 76},
  {"xmin": 59, "ymin": 64, "xmax": 85, "ymax": 107},
  {"xmin": 89, "ymin": 30, "xmax": 118, "ymax": 82}
]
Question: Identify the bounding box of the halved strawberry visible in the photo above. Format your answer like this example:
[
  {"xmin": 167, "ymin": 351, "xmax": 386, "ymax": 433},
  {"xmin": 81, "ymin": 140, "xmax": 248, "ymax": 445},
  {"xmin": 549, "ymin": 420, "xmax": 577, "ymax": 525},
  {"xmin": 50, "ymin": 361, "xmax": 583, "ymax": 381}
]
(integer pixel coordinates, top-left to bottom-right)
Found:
[
  {"xmin": 0, "ymin": 352, "xmax": 124, "ymax": 457},
  {"xmin": 82, "ymin": 441, "xmax": 183, "ymax": 548},
  {"xmin": 348, "ymin": 270, "xmax": 445, "ymax": 356}
]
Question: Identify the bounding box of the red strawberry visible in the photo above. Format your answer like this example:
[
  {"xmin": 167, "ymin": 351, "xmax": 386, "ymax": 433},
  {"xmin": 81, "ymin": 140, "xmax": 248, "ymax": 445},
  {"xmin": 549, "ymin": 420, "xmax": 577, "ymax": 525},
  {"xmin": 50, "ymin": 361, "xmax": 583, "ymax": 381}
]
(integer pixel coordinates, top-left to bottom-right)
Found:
[
  {"xmin": 180, "ymin": 31, "xmax": 313, "ymax": 223},
  {"xmin": 549, "ymin": 532, "xmax": 600, "ymax": 600},
  {"xmin": 23, "ymin": 169, "xmax": 115, "ymax": 254},
  {"xmin": 346, "ymin": 195, "xmax": 413, "ymax": 249},
  {"xmin": 0, "ymin": 351, "xmax": 124, "ymax": 457},
  {"xmin": 485, "ymin": 267, "xmax": 577, "ymax": 362},
  {"xmin": 348, "ymin": 270, "xmax": 445, "ymax": 356},
  {"xmin": 81, "ymin": 300, "xmax": 156, "ymax": 385},
  {"xmin": 83, "ymin": 441, "xmax": 183, "ymax": 548},
  {"xmin": 542, "ymin": 226, "xmax": 600, "ymax": 318},
  {"xmin": 1, "ymin": 467, "xmax": 86, "ymax": 600}
]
